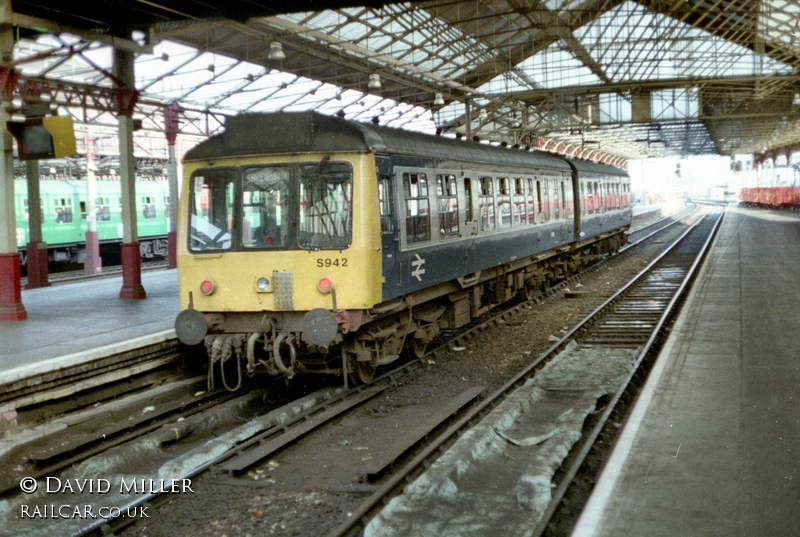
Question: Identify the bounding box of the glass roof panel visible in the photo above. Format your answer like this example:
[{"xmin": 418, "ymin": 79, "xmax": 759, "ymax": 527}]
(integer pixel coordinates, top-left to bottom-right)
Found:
[
  {"xmin": 577, "ymin": 0, "xmax": 792, "ymax": 82},
  {"xmin": 513, "ymin": 41, "xmax": 602, "ymax": 89}
]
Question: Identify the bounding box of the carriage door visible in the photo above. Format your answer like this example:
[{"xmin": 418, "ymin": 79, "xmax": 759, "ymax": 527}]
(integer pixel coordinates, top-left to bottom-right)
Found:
[{"xmin": 376, "ymin": 156, "xmax": 400, "ymax": 293}]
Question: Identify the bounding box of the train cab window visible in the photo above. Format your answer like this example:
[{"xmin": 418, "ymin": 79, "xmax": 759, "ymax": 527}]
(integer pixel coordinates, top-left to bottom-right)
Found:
[
  {"xmin": 54, "ymin": 198, "xmax": 73, "ymax": 224},
  {"xmin": 378, "ymin": 176, "xmax": 393, "ymax": 233},
  {"xmin": 299, "ymin": 161, "xmax": 352, "ymax": 250},
  {"xmin": 141, "ymin": 196, "xmax": 157, "ymax": 219},
  {"xmin": 513, "ymin": 178, "xmax": 526, "ymax": 226},
  {"xmin": 403, "ymin": 172, "xmax": 430, "ymax": 244},
  {"xmin": 479, "ymin": 177, "xmax": 495, "ymax": 231},
  {"xmin": 437, "ymin": 174, "xmax": 459, "ymax": 239},
  {"xmin": 497, "ymin": 177, "xmax": 511, "ymax": 229},
  {"xmin": 189, "ymin": 168, "xmax": 235, "ymax": 252},
  {"xmin": 241, "ymin": 167, "xmax": 289, "ymax": 249}
]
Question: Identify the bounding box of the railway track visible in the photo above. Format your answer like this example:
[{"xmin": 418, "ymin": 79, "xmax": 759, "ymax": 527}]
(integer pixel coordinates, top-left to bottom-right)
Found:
[
  {"xmin": 328, "ymin": 206, "xmax": 722, "ymax": 537},
  {"xmin": 2, "ymin": 204, "xmax": 700, "ymax": 537}
]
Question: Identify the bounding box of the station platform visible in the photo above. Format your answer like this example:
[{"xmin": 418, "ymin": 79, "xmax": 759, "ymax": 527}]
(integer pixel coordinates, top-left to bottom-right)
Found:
[
  {"xmin": 573, "ymin": 205, "xmax": 800, "ymax": 536},
  {"xmin": 0, "ymin": 270, "xmax": 179, "ymax": 386}
]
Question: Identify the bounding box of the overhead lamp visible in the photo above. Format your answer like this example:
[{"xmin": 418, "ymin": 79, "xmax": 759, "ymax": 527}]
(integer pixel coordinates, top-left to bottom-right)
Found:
[
  {"xmin": 479, "ymin": 108, "xmax": 487, "ymax": 120},
  {"xmin": 368, "ymin": 74, "xmax": 381, "ymax": 90},
  {"xmin": 433, "ymin": 93, "xmax": 445, "ymax": 106},
  {"xmin": 268, "ymin": 42, "xmax": 286, "ymax": 61},
  {"xmin": 794, "ymin": 93, "xmax": 800, "ymax": 106}
]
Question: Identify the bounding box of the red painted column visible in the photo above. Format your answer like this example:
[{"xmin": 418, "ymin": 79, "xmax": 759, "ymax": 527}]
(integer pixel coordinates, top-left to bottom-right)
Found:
[
  {"xmin": 84, "ymin": 230, "xmax": 102, "ymax": 275},
  {"xmin": 0, "ymin": 36, "xmax": 25, "ymax": 319},
  {"xmin": 24, "ymin": 241, "xmax": 50, "ymax": 289},
  {"xmin": 119, "ymin": 242, "xmax": 146, "ymax": 299},
  {"xmin": 167, "ymin": 230, "xmax": 177, "ymax": 269},
  {"xmin": 0, "ymin": 253, "xmax": 26, "ymax": 321},
  {"xmin": 24, "ymin": 160, "xmax": 49, "ymax": 288},
  {"xmin": 83, "ymin": 131, "xmax": 102, "ymax": 275}
]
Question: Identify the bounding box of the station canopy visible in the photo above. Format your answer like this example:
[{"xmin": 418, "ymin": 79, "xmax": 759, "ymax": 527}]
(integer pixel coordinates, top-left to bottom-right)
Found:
[{"xmin": 9, "ymin": 0, "xmax": 800, "ymax": 165}]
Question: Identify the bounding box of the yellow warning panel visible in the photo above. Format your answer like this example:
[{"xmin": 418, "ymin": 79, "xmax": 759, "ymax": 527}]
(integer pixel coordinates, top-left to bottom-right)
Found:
[{"xmin": 42, "ymin": 115, "xmax": 77, "ymax": 158}]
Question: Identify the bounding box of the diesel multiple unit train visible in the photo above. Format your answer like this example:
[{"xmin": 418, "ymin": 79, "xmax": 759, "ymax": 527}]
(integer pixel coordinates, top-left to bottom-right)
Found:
[{"xmin": 174, "ymin": 112, "xmax": 632, "ymax": 387}]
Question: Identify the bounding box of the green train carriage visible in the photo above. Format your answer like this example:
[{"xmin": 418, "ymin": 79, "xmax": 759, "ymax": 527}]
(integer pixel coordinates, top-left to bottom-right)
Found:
[{"xmin": 14, "ymin": 178, "xmax": 170, "ymax": 267}]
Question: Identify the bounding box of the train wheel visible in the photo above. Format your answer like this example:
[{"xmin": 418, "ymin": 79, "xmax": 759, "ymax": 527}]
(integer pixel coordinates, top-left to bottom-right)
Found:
[
  {"xmin": 410, "ymin": 337, "xmax": 428, "ymax": 359},
  {"xmin": 357, "ymin": 361, "xmax": 376, "ymax": 384},
  {"xmin": 523, "ymin": 283, "xmax": 535, "ymax": 301},
  {"xmin": 344, "ymin": 352, "xmax": 375, "ymax": 385}
]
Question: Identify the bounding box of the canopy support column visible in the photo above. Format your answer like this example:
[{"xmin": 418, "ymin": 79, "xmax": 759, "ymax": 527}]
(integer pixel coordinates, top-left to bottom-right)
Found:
[
  {"xmin": 24, "ymin": 160, "xmax": 49, "ymax": 289},
  {"xmin": 114, "ymin": 47, "xmax": 145, "ymax": 299},
  {"xmin": 0, "ymin": 23, "xmax": 25, "ymax": 320}
]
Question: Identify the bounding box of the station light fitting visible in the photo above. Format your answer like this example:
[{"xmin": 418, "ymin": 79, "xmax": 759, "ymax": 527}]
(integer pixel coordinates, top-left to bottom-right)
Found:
[
  {"xmin": 433, "ymin": 93, "xmax": 445, "ymax": 106},
  {"xmin": 479, "ymin": 108, "xmax": 487, "ymax": 120},
  {"xmin": 368, "ymin": 74, "xmax": 381, "ymax": 90},
  {"xmin": 794, "ymin": 93, "xmax": 800, "ymax": 106},
  {"xmin": 268, "ymin": 42, "xmax": 286, "ymax": 61}
]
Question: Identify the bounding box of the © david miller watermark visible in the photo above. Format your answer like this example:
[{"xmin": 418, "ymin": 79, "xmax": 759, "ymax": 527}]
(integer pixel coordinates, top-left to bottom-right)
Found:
[{"xmin": 17, "ymin": 477, "xmax": 195, "ymax": 520}]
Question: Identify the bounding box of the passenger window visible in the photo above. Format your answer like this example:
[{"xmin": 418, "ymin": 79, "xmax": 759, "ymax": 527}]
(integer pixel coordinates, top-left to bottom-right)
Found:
[
  {"xmin": 527, "ymin": 178, "xmax": 537, "ymax": 224},
  {"xmin": 54, "ymin": 197, "xmax": 73, "ymax": 224},
  {"xmin": 378, "ymin": 176, "xmax": 392, "ymax": 233},
  {"xmin": 513, "ymin": 178, "xmax": 526, "ymax": 226},
  {"xmin": 552, "ymin": 180, "xmax": 560, "ymax": 220},
  {"xmin": 403, "ymin": 172, "xmax": 430, "ymax": 244},
  {"xmin": 593, "ymin": 181, "xmax": 601, "ymax": 213},
  {"xmin": 141, "ymin": 196, "xmax": 156, "ymax": 219},
  {"xmin": 497, "ymin": 177, "xmax": 511, "ymax": 229},
  {"xmin": 580, "ymin": 182, "xmax": 586, "ymax": 215},
  {"xmin": 96, "ymin": 197, "xmax": 111, "ymax": 221},
  {"xmin": 437, "ymin": 174, "xmax": 459, "ymax": 239},
  {"xmin": 538, "ymin": 180, "xmax": 548, "ymax": 222},
  {"xmin": 479, "ymin": 177, "xmax": 495, "ymax": 231},
  {"xmin": 464, "ymin": 178, "xmax": 473, "ymax": 223}
]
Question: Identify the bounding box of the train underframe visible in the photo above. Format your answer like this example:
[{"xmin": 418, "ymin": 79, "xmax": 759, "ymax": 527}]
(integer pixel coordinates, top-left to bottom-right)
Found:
[
  {"xmin": 203, "ymin": 229, "xmax": 627, "ymax": 390},
  {"xmin": 18, "ymin": 236, "xmax": 169, "ymax": 274}
]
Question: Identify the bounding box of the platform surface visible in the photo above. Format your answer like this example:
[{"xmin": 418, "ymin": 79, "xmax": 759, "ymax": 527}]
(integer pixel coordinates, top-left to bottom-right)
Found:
[
  {"xmin": 573, "ymin": 205, "xmax": 800, "ymax": 537},
  {"xmin": 0, "ymin": 270, "xmax": 179, "ymax": 383}
]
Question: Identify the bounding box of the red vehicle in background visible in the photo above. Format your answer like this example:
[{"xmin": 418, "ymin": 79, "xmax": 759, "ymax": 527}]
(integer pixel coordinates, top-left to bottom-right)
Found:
[{"xmin": 740, "ymin": 187, "xmax": 800, "ymax": 209}]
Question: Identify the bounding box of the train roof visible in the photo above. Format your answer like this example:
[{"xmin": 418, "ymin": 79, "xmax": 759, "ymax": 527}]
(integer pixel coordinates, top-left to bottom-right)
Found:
[{"xmin": 184, "ymin": 111, "xmax": 626, "ymax": 177}]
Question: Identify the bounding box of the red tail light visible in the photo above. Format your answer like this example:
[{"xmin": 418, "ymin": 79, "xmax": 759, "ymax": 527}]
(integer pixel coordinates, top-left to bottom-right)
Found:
[
  {"xmin": 200, "ymin": 280, "xmax": 215, "ymax": 295},
  {"xmin": 318, "ymin": 277, "xmax": 333, "ymax": 294}
]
